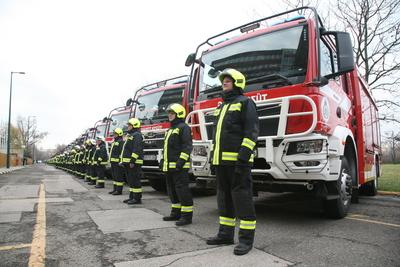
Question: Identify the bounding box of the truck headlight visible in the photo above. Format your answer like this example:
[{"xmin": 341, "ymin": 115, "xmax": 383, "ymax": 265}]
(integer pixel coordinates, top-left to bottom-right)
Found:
[
  {"xmin": 287, "ymin": 140, "xmax": 324, "ymax": 155},
  {"xmin": 192, "ymin": 145, "xmax": 208, "ymax": 157}
]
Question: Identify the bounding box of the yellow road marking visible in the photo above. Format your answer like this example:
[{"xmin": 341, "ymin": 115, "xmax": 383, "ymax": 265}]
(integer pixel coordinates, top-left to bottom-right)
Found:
[
  {"xmin": 347, "ymin": 215, "xmax": 400, "ymax": 228},
  {"xmin": 0, "ymin": 243, "xmax": 31, "ymax": 251},
  {"xmin": 28, "ymin": 183, "xmax": 46, "ymax": 267}
]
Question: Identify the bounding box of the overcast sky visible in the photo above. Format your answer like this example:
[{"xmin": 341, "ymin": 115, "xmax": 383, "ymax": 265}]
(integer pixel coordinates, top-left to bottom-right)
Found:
[
  {"xmin": 1, "ymin": 0, "xmax": 397, "ymax": 150},
  {"xmin": 0, "ymin": 0, "xmax": 292, "ymax": 149}
]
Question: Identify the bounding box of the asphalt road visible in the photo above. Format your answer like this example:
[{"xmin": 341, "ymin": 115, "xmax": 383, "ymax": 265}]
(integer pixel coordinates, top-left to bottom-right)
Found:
[{"xmin": 0, "ymin": 164, "xmax": 399, "ymax": 266}]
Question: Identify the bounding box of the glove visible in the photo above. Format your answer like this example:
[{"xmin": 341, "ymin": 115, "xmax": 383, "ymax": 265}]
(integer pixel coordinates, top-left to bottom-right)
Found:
[
  {"xmin": 176, "ymin": 159, "xmax": 185, "ymax": 170},
  {"xmin": 129, "ymin": 163, "xmax": 135, "ymax": 168},
  {"xmin": 159, "ymin": 159, "xmax": 164, "ymax": 170},
  {"xmin": 118, "ymin": 162, "xmax": 124, "ymax": 167}
]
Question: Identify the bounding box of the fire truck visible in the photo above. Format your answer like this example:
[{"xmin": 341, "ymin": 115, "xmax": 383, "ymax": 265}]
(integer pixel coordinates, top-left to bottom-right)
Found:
[
  {"xmin": 103, "ymin": 106, "xmax": 132, "ymax": 142},
  {"xmin": 127, "ymin": 76, "xmax": 190, "ymax": 191},
  {"xmin": 184, "ymin": 7, "xmax": 381, "ymax": 218}
]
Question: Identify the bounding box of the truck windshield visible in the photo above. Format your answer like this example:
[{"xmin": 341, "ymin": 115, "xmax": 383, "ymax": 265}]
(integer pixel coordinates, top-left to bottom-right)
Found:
[
  {"xmin": 135, "ymin": 87, "xmax": 184, "ymax": 125},
  {"xmin": 109, "ymin": 112, "xmax": 130, "ymax": 135},
  {"xmin": 200, "ymin": 25, "xmax": 308, "ymax": 95},
  {"xmin": 96, "ymin": 125, "xmax": 107, "ymax": 138}
]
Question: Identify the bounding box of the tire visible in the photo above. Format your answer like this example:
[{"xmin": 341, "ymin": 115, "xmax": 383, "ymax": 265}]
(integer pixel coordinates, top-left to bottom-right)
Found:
[
  {"xmin": 149, "ymin": 178, "xmax": 167, "ymax": 192},
  {"xmin": 362, "ymin": 164, "xmax": 378, "ymax": 196},
  {"xmin": 324, "ymin": 157, "xmax": 353, "ymax": 219}
]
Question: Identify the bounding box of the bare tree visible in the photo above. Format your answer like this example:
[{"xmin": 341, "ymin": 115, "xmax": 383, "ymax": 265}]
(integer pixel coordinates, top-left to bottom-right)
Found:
[
  {"xmin": 383, "ymin": 131, "xmax": 400, "ymax": 163},
  {"xmin": 334, "ymin": 0, "xmax": 400, "ymax": 121},
  {"xmin": 17, "ymin": 116, "xmax": 48, "ymax": 158},
  {"xmin": 282, "ymin": 0, "xmax": 400, "ymax": 123}
]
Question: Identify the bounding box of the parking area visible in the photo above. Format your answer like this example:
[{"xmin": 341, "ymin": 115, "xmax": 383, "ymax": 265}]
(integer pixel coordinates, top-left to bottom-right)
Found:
[{"xmin": 0, "ymin": 164, "xmax": 399, "ymax": 266}]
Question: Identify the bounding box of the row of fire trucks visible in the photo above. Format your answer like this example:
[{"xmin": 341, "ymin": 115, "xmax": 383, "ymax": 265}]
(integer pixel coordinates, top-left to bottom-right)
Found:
[{"xmin": 50, "ymin": 7, "xmax": 381, "ymax": 219}]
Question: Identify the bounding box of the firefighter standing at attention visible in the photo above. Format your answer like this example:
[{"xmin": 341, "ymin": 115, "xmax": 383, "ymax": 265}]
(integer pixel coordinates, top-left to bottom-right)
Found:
[
  {"xmin": 161, "ymin": 103, "xmax": 193, "ymax": 226},
  {"xmin": 94, "ymin": 136, "xmax": 108, "ymax": 188},
  {"xmin": 206, "ymin": 68, "xmax": 259, "ymax": 256},
  {"xmin": 109, "ymin": 127, "xmax": 125, "ymax": 195},
  {"xmin": 120, "ymin": 118, "xmax": 144, "ymax": 204}
]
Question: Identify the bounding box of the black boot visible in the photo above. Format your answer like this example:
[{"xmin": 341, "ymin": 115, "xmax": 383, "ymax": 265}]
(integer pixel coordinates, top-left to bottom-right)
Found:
[
  {"xmin": 207, "ymin": 225, "xmax": 235, "ymax": 245},
  {"xmin": 175, "ymin": 213, "xmax": 192, "ymax": 226},
  {"xmin": 95, "ymin": 182, "xmax": 104, "ymax": 188},
  {"xmin": 109, "ymin": 184, "xmax": 117, "ymax": 194},
  {"xmin": 88, "ymin": 179, "xmax": 96, "ymax": 185},
  {"xmin": 123, "ymin": 192, "xmax": 133, "ymax": 203},
  {"xmin": 233, "ymin": 229, "xmax": 254, "ymax": 256},
  {"xmin": 127, "ymin": 198, "xmax": 142, "ymax": 205},
  {"xmin": 112, "ymin": 186, "xmax": 122, "ymax": 195},
  {"xmin": 163, "ymin": 207, "xmax": 181, "ymax": 221}
]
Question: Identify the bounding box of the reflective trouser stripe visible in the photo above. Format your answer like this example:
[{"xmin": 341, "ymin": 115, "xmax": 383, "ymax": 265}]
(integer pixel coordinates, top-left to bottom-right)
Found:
[
  {"xmin": 91, "ymin": 177, "xmax": 97, "ymax": 180},
  {"xmin": 171, "ymin": 203, "xmax": 181, "ymax": 209},
  {"xmin": 135, "ymin": 159, "xmax": 143, "ymax": 165},
  {"xmin": 213, "ymin": 104, "xmax": 229, "ymax": 165},
  {"xmin": 114, "ymin": 182, "xmax": 124, "ymax": 186},
  {"xmin": 131, "ymin": 152, "xmax": 139, "ymax": 159},
  {"xmin": 122, "ymin": 158, "xmax": 131, "ymax": 163},
  {"xmin": 100, "ymin": 162, "xmax": 108, "ymax": 165},
  {"xmin": 110, "ymin": 158, "xmax": 119, "ymax": 162},
  {"xmin": 181, "ymin": 206, "xmax": 193, "ymax": 213},
  {"xmin": 240, "ymin": 220, "xmax": 256, "ymax": 230},
  {"xmin": 97, "ymin": 180, "xmax": 105, "ymax": 183},
  {"xmin": 129, "ymin": 188, "xmax": 142, "ymax": 193},
  {"xmin": 220, "ymin": 216, "xmax": 236, "ymax": 227}
]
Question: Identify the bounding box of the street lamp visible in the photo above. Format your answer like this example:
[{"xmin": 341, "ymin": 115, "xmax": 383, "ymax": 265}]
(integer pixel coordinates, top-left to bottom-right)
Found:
[{"xmin": 6, "ymin": 71, "xmax": 25, "ymax": 168}]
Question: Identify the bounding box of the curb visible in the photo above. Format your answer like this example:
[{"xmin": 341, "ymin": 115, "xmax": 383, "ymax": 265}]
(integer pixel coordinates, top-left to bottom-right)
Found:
[
  {"xmin": 378, "ymin": 191, "xmax": 400, "ymax": 197},
  {"xmin": 0, "ymin": 166, "xmax": 26, "ymax": 175}
]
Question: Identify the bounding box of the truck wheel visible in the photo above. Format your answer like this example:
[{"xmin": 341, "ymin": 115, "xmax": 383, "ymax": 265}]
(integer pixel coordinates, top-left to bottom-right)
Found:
[
  {"xmin": 363, "ymin": 165, "xmax": 378, "ymax": 196},
  {"xmin": 324, "ymin": 157, "xmax": 353, "ymax": 219},
  {"xmin": 149, "ymin": 179, "xmax": 167, "ymax": 192}
]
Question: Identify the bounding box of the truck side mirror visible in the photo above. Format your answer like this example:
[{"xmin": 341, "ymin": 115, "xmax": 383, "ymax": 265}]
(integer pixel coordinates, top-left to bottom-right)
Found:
[
  {"xmin": 126, "ymin": 98, "xmax": 133, "ymax": 107},
  {"xmin": 185, "ymin": 53, "xmax": 196, "ymax": 67},
  {"xmin": 322, "ymin": 31, "xmax": 355, "ymax": 79}
]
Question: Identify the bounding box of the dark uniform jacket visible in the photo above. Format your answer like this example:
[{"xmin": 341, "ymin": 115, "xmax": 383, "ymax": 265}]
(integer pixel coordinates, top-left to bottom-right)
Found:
[
  {"xmin": 212, "ymin": 89, "xmax": 259, "ymax": 166},
  {"xmin": 121, "ymin": 129, "xmax": 144, "ymax": 165},
  {"xmin": 93, "ymin": 143, "xmax": 108, "ymax": 165},
  {"xmin": 162, "ymin": 118, "xmax": 193, "ymax": 172},
  {"xmin": 109, "ymin": 136, "xmax": 123, "ymax": 163}
]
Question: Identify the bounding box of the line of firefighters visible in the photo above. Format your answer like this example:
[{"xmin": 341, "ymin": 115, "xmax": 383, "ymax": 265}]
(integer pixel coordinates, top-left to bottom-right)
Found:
[{"xmin": 49, "ymin": 69, "xmax": 258, "ymax": 255}]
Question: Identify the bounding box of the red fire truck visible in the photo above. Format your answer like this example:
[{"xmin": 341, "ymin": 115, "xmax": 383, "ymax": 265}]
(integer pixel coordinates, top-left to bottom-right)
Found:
[
  {"xmin": 127, "ymin": 76, "xmax": 190, "ymax": 191},
  {"xmin": 184, "ymin": 7, "xmax": 381, "ymax": 218},
  {"xmin": 103, "ymin": 106, "xmax": 132, "ymax": 143}
]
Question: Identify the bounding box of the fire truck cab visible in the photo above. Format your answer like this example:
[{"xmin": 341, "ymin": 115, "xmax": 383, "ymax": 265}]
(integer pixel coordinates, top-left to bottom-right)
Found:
[
  {"xmin": 185, "ymin": 7, "xmax": 381, "ymax": 218},
  {"xmin": 129, "ymin": 75, "xmax": 190, "ymax": 191}
]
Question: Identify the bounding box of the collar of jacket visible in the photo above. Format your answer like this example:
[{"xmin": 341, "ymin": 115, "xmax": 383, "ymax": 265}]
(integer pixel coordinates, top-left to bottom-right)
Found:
[
  {"xmin": 222, "ymin": 87, "xmax": 242, "ymax": 103},
  {"xmin": 170, "ymin": 118, "xmax": 184, "ymax": 127},
  {"xmin": 127, "ymin": 128, "xmax": 140, "ymax": 134}
]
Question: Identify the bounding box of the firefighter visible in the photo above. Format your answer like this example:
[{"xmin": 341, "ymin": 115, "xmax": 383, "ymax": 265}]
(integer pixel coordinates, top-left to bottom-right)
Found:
[
  {"xmin": 160, "ymin": 103, "xmax": 193, "ymax": 226},
  {"xmin": 87, "ymin": 139, "xmax": 97, "ymax": 185},
  {"xmin": 120, "ymin": 118, "xmax": 144, "ymax": 204},
  {"xmin": 109, "ymin": 127, "xmax": 125, "ymax": 195},
  {"xmin": 84, "ymin": 140, "xmax": 93, "ymax": 182},
  {"xmin": 206, "ymin": 68, "xmax": 259, "ymax": 256},
  {"xmin": 93, "ymin": 136, "xmax": 108, "ymax": 188}
]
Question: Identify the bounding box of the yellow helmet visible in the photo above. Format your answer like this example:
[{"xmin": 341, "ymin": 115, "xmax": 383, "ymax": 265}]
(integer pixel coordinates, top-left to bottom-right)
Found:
[
  {"xmin": 71, "ymin": 149, "xmax": 76, "ymax": 154},
  {"xmin": 114, "ymin": 127, "xmax": 123, "ymax": 136},
  {"xmin": 128, "ymin": 118, "xmax": 141, "ymax": 128},
  {"xmin": 167, "ymin": 103, "xmax": 186, "ymax": 119},
  {"xmin": 218, "ymin": 68, "xmax": 246, "ymax": 90}
]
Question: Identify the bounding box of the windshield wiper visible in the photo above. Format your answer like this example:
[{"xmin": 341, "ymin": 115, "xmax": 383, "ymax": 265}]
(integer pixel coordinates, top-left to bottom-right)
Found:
[
  {"xmin": 247, "ymin": 73, "xmax": 292, "ymax": 86},
  {"xmin": 202, "ymin": 85, "xmax": 222, "ymax": 94}
]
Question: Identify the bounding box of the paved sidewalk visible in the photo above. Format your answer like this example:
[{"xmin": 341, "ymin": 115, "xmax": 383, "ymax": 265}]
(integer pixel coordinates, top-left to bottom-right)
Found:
[{"xmin": 0, "ymin": 166, "xmax": 27, "ymax": 175}]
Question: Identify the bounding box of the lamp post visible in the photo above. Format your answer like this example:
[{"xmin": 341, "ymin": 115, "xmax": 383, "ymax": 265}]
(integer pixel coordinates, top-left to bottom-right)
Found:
[{"xmin": 6, "ymin": 71, "xmax": 25, "ymax": 168}]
